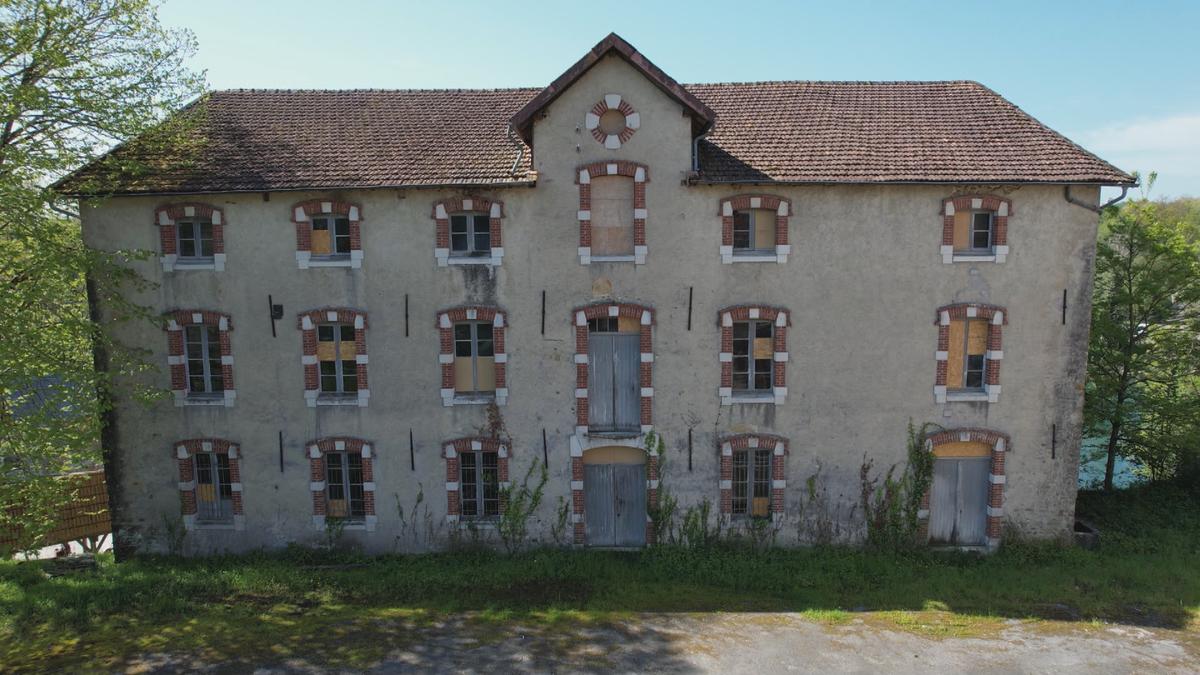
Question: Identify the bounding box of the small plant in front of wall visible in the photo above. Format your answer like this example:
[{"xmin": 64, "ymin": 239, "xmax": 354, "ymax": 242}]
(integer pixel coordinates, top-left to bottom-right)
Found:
[
  {"xmin": 498, "ymin": 458, "xmax": 548, "ymax": 553},
  {"xmin": 395, "ymin": 484, "xmax": 436, "ymax": 552},
  {"xmin": 161, "ymin": 513, "xmax": 187, "ymax": 557},
  {"xmin": 860, "ymin": 420, "xmax": 942, "ymax": 550},
  {"xmin": 550, "ymin": 495, "xmax": 572, "ymax": 547},
  {"xmin": 644, "ymin": 431, "xmax": 678, "ymax": 545},
  {"xmin": 322, "ymin": 515, "xmax": 347, "ymax": 551}
]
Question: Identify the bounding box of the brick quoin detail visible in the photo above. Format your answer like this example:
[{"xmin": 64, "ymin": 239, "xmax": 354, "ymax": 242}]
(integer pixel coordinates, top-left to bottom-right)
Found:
[
  {"xmin": 575, "ymin": 161, "xmax": 649, "ymax": 264},
  {"xmin": 175, "ymin": 438, "xmax": 244, "ymax": 530},
  {"xmin": 718, "ymin": 304, "xmax": 790, "ymax": 405},
  {"xmin": 919, "ymin": 428, "xmax": 1009, "ymax": 546},
  {"xmin": 307, "ymin": 437, "xmax": 376, "ymax": 530},
  {"xmin": 297, "ymin": 308, "xmax": 370, "ymax": 407},
  {"xmin": 155, "ymin": 202, "xmax": 226, "ymax": 271},
  {"xmin": 718, "ymin": 434, "xmax": 788, "ymax": 520},
  {"xmin": 431, "ymin": 196, "xmax": 505, "ymax": 266},
  {"xmin": 718, "ymin": 194, "xmax": 792, "ymax": 263},
  {"xmin": 441, "ymin": 437, "xmax": 511, "ymax": 522},
  {"xmin": 164, "ymin": 310, "xmax": 234, "ymax": 407},
  {"xmin": 291, "ymin": 198, "xmax": 363, "ymax": 268},
  {"xmin": 934, "ymin": 303, "xmax": 1006, "ymax": 403},
  {"xmin": 437, "ymin": 305, "xmax": 508, "ymax": 406},
  {"xmin": 572, "ymin": 302, "xmax": 655, "ymax": 430},
  {"xmin": 941, "ymin": 194, "xmax": 1011, "ymax": 263}
]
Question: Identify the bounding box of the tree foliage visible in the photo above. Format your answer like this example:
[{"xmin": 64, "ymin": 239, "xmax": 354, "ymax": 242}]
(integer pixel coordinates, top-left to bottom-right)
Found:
[
  {"xmin": 1085, "ymin": 176, "xmax": 1200, "ymax": 490},
  {"xmin": 0, "ymin": 0, "xmax": 203, "ymax": 552}
]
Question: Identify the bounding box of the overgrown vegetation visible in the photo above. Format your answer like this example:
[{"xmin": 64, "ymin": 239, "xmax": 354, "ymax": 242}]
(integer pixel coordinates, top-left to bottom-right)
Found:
[
  {"xmin": 1086, "ymin": 175, "xmax": 1200, "ymax": 488},
  {"xmin": 859, "ymin": 421, "xmax": 941, "ymax": 549},
  {"xmin": 0, "ymin": 0, "xmax": 204, "ymax": 553},
  {"xmin": 0, "ymin": 484, "xmax": 1195, "ymax": 670}
]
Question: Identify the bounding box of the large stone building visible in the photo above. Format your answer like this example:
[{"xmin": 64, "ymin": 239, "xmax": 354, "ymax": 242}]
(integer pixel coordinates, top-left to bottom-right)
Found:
[{"xmin": 69, "ymin": 34, "xmax": 1133, "ymax": 555}]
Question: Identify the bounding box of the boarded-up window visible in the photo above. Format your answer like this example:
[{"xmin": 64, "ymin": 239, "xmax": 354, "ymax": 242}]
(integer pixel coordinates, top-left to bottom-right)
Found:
[
  {"xmin": 317, "ymin": 324, "xmax": 358, "ymax": 394},
  {"xmin": 453, "ymin": 322, "xmax": 495, "ymax": 395},
  {"xmin": 732, "ymin": 449, "xmax": 771, "ymax": 518},
  {"xmin": 732, "ymin": 321, "xmax": 774, "ymax": 392},
  {"xmin": 311, "ymin": 215, "xmax": 351, "ymax": 257},
  {"xmin": 947, "ymin": 319, "xmax": 988, "ymax": 390},
  {"xmin": 953, "ymin": 211, "xmax": 994, "ymax": 252},
  {"xmin": 590, "ymin": 176, "xmax": 634, "ymax": 256},
  {"xmin": 733, "ymin": 209, "xmax": 776, "ymax": 252}
]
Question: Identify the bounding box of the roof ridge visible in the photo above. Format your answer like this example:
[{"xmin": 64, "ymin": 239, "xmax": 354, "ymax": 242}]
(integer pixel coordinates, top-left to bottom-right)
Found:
[
  {"xmin": 211, "ymin": 86, "xmax": 542, "ymax": 94},
  {"xmin": 683, "ymin": 79, "xmax": 984, "ymax": 86}
]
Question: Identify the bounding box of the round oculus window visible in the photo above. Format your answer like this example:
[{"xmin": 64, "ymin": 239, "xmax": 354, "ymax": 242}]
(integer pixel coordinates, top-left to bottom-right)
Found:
[{"xmin": 585, "ymin": 94, "xmax": 640, "ymax": 149}]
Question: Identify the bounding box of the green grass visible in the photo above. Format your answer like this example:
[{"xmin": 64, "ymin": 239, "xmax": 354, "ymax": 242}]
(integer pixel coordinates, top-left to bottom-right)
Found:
[{"xmin": 1, "ymin": 484, "xmax": 1196, "ymax": 671}]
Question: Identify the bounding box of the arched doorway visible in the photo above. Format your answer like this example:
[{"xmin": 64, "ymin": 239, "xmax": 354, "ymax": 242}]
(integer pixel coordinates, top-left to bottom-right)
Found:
[{"xmin": 582, "ymin": 446, "xmax": 647, "ymax": 547}]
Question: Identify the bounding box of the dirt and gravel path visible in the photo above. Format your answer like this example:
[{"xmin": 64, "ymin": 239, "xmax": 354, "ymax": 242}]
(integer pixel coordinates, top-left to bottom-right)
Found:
[{"xmin": 120, "ymin": 611, "xmax": 1199, "ymax": 674}]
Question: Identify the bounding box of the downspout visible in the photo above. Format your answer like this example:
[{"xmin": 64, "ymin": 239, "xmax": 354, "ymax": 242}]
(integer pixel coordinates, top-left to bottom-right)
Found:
[
  {"xmin": 1064, "ymin": 184, "xmax": 1130, "ymax": 213},
  {"xmin": 691, "ymin": 129, "xmax": 709, "ymax": 177}
]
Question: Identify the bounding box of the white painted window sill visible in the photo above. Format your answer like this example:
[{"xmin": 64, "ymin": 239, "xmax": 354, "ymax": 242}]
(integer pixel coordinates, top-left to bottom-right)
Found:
[
  {"xmin": 446, "ymin": 256, "xmax": 499, "ymax": 266},
  {"xmin": 952, "ymin": 252, "xmax": 998, "ymax": 263},
  {"xmin": 307, "ymin": 257, "xmax": 355, "ymax": 268},
  {"xmin": 173, "ymin": 259, "xmax": 218, "ymax": 270},
  {"xmin": 192, "ymin": 522, "xmax": 237, "ymax": 530},
  {"xmin": 451, "ymin": 394, "xmax": 496, "ymax": 405},
  {"xmin": 945, "ymin": 391, "xmax": 990, "ymax": 402},
  {"xmin": 730, "ymin": 252, "xmax": 779, "ymax": 263},
  {"xmin": 729, "ymin": 392, "xmax": 776, "ymax": 403},
  {"xmin": 457, "ymin": 519, "xmax": 500, "ymax": 530},
  {"xmin": 589, "ymin": 255, "xmax": 637, "ymax": 263},
  {"xmin": 315, "ymin": 395, "xmax": 362, "ymax": 406},
  {"xmin": 181, "ymin": 396, "xmax": 227, "ymax": 406}
]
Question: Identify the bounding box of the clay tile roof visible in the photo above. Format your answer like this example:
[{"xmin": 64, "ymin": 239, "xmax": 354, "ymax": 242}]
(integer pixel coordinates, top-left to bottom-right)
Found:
[
  {"xmin": 59, "ymin": 78, "xmax": 1133, "ymax": 196},
  {"xmin": 688, "ymin": 80, "xmax": 1133, "ymax": 185}
]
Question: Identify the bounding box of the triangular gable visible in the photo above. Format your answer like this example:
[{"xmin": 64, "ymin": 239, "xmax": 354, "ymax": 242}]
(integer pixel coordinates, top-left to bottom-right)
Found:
[{"xmin": 509, "ymin": 32, "xmax": 715, "ymax": 145}]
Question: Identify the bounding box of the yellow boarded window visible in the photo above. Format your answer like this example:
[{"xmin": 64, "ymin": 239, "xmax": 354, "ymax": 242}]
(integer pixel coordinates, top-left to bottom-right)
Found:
[
  {"xmin": 948, "ymin": 318, "xmax": 988, "ymax": 389},
  {"xmin": 590, "ymin": 176, "xmax": 634, "ymax": 256},
  {"xmin": 733, "ymin": 209, "xmax": 777, "ymax": 251},
  {"xmin": 953, "ymin": 211, "xmax": 994, "ymax": 252},
  {"xmin": 317, "ymin": 324, "xmax": 358, "ymax": 394},
  {"xmin": 453, "ymin": 322, "xmax": 496, "ymax": 394},
  {"xmin": 934, "ymin": 441, "xmax": 991, "ymax": 458}
]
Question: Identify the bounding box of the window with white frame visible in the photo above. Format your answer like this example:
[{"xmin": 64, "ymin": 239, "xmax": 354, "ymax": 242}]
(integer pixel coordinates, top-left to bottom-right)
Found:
[
  {"xmin": 732, "ymin": 209, "xmax": 777, "ymax": 254},
  {"xmin": 317, "ymin": 324, "xmax": 358, "ymax": 396},
  {"xmin": 310, "ymin": 214, "xmax": 352, "ymax": 259},
  {"xmin": 450, "ymin": 213, "xmax": 491, "ymax": 258},
  {"xmin": 732, "ymin": 320, "xmax": 774, "ymax": 394},
  {"xmin": 459, "ymin": 448, "xmax": 500, "ymax": 519},
  {"xmin": 454, "ymin": 322, "xmax": 495, "ymax": 396},
  {"xmin": 176, "ymin": 218, "xmax": 215, "ymax": 262},
  {"xmin": 185, "ymin": 325, "xmax": 225, "ymax": 397},
  {"xmin": 324, "ymin": 451, "xmax": 366, "ymax": 521},
  {"xmin": 193, "ymin": 452, "xmax": 234, "ymax": 523},
  {"xmin": 731, "ymin": 448, "xmax": 772, "ymax": 519}
]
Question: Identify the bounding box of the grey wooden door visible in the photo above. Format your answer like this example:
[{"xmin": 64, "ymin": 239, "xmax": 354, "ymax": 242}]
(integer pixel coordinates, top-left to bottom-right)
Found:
[
  {"xmin": 929, "ymin": 457, "xmax": 989, "ymax": 545},
  {"xmin": 588, "ymin": 333, "xmax": 640, "ymax": 432},
  {"xmin": 584, "ymin": 462, "xmax": 647, "ymax": 547}
]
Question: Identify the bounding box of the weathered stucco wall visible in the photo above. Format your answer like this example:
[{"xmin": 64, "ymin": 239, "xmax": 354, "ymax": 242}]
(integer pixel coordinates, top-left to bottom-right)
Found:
[{"xmin": 80, "ymin": 54, "xmax": 1100, "ymax": 554}]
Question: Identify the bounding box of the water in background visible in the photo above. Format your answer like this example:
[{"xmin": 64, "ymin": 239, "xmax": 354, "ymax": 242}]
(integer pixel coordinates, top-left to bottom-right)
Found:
[{"xmin": 1078, "ymin": 436, "xmax": 1142, "ymax": 489}]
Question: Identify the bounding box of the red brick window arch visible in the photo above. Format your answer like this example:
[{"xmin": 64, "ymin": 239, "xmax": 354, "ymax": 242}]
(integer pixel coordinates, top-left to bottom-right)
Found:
[
  {"xmin": 165, "ymin": 310, "xmax": 234, "ymax": 407},
  {"xmin": 572, "ymin": 301, "xmax": 655, "ymax": 434},
  {"xmin": 718, "ymin": 194, "xmax": 792, "ymax": 263},
  {"xmin": 175, "ymin": 438, "xmax": 244, "ymax": 531},
  {"xmin": 719, "ymin": 434, "xmax": 787, "ymax": 523},
  {"xmin": 575, "ymin": 161, "xmax": 648, "ymax": 265},
  {"xmin": 718, "ymin": 305, "xmax": 790, "ymax": 405},
  {"xmin": 155, "ymin": 203, "xmax": 226, "ymax": 272},
  {"xmin": 918, "ymin": 428, "xmax": 1008, "ymax": 549},
  {"xmin": 941, "ymin": 195, "xmax": 1011, "ymax": 263},
  {"xmin": 292, "ymin": 199, "xmax": 363, "ymax": 269},
  {"xmin": 432, "ymin": 196, "xmax": 504, "ymax": 267},
  {"xmin": 297, "ymin": 308, "xmax": 369, "ymax": 407},
  {"xmin": 308, "ymin": 437, "xmax": 376, "ymax": 531},
  {"xmin": 437, "ymin": 306, "xmax": 508, "ymax": 407},
  {"xmin": 934, "ymin": 303, "xmax": 1006, "ymax": 403},
  {"xmin": 442, "ymin": 437, "xmax": 510, "ymax": 523}
]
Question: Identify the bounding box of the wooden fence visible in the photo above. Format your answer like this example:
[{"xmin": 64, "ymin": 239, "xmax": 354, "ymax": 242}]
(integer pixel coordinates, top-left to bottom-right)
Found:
[{"xmin": 1, "ymin": 469, "xmax": 111, "ymax": 552}]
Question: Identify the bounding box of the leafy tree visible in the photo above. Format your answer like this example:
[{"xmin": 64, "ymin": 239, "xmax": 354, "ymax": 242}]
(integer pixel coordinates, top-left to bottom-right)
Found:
[
  {"xmin": 1086, "ymin": 176, "xmax": 1200, "ymax": 490},
  {"xmin": 0, "ymin": 0, "xmax": 202, "ymax": 552}
]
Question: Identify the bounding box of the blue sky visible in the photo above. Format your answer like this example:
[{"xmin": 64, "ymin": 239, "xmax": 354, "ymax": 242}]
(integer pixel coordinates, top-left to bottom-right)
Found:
[{"xmin": 158, "ymin": 0, "xmax": 1200, "ymax": 199}]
